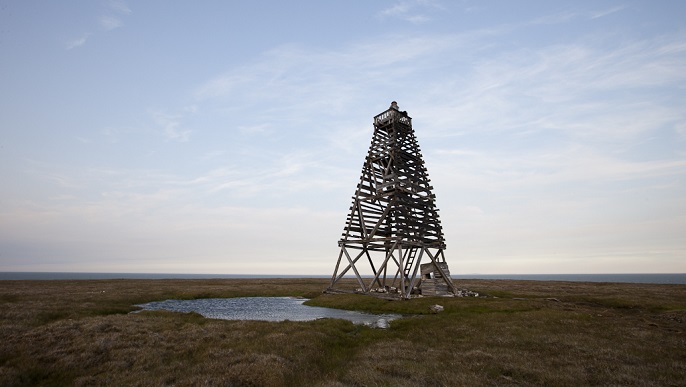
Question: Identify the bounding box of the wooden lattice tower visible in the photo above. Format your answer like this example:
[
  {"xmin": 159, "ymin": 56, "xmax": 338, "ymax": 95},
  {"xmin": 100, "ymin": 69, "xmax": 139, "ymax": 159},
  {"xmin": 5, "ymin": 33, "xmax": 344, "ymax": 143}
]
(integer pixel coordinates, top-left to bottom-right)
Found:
[{"xmin": 328, "ymin": 102, "xmax": 457, "ymax": 299}]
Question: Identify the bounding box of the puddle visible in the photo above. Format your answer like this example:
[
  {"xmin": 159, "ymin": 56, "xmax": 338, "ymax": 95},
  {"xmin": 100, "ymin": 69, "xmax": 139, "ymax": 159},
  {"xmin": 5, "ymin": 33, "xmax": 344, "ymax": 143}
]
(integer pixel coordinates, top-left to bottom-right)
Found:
[{"xmin": 135, "ymin": 297, "xmax": 400, "ymax": 327}]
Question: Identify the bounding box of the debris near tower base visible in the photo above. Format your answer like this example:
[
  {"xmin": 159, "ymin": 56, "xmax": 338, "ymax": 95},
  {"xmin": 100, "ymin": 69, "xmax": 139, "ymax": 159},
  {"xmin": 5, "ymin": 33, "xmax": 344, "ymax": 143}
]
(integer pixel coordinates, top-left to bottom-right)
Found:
[{"xmin": 419, "ymin": 262, "xmax": 453, "ymax": 296}]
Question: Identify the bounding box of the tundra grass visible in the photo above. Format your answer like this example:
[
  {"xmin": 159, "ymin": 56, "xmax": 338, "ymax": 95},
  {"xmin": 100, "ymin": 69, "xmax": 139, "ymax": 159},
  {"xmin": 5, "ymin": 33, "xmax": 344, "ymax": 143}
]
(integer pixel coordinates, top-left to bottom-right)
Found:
[{"xmin": 0, "ymin": 278, "xmax": 684, "ymax": 386}]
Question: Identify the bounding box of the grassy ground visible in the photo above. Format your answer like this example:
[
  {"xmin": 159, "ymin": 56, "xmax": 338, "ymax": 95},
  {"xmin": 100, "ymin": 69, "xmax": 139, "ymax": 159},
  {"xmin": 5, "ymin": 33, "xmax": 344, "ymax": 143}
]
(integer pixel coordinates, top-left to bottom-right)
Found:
[{"xmin": 0, "ymin": 278, "xmax": 684, "ymax": 386}]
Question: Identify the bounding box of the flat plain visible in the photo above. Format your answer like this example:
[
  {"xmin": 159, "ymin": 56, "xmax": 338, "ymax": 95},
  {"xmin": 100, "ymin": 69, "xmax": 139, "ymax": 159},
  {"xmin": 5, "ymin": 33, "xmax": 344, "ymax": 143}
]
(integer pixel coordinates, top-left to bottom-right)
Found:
[{"xmin": 1, "ymin": 278, "xmax": 684, "ymax": 386}]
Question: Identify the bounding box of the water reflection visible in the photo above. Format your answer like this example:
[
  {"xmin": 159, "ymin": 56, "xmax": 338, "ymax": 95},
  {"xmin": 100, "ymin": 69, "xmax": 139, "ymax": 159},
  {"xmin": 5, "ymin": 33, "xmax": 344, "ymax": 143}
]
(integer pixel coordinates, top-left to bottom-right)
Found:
[{"xmin": 135, "ymin": 297, "xmax": 400, "ymax": 326}]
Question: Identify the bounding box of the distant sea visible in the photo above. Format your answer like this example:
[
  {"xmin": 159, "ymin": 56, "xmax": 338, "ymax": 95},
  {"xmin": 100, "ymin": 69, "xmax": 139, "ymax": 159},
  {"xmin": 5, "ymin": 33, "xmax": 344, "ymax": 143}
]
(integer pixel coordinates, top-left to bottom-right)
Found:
[{"xmin": 0, "ymin": 272, "xmax": 685, "ymax": 284}]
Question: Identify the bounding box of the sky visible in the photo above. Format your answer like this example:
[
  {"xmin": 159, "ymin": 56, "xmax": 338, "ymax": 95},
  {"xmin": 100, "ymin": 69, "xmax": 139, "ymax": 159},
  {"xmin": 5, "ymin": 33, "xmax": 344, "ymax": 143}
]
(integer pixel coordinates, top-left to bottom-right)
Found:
[{"xmin": 1, "ymin": 1, "xmax": 685, "ymax": 275}]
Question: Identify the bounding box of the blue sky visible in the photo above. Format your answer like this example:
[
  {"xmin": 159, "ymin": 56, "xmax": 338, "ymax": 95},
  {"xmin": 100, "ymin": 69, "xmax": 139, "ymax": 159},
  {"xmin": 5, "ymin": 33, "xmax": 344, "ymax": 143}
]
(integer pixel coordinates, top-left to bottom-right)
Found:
[{"xmin": 1, "ymin": 0, "xmax": 685, "ymax": 275}]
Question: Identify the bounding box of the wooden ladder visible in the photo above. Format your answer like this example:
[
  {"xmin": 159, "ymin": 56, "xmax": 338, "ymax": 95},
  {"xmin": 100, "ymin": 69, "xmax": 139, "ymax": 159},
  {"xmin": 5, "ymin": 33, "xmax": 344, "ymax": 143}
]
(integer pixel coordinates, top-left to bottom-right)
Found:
[{"xmin": 403, "ymin": 246, "xmax": 419, "ymax": 279}]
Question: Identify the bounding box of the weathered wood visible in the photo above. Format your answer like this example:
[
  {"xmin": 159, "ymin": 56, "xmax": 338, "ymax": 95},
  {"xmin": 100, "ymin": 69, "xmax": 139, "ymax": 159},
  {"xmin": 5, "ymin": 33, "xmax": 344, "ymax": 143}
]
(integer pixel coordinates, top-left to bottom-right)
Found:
[{"xmin": 328, "ymin": 103, "xmax": 456, "ymax": 299}]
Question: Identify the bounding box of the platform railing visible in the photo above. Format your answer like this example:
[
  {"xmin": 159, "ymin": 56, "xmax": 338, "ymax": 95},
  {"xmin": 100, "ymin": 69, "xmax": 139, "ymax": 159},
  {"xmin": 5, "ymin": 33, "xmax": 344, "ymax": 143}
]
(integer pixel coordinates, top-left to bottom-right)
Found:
[{"xmin": 374, "ymin": 108, "xmax": 412, "ymax": 126}]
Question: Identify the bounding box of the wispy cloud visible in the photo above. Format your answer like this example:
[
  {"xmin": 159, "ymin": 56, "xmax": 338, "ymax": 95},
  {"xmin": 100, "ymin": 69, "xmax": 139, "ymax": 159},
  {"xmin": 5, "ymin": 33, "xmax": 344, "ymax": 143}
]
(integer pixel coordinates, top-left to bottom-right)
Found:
[
  {"xmin": 379, "ymin": 1, "xmax": 412, "ymax": 17},
  {"xmin": 378, "ymin": 0, "xmax": 443, "ymax": 24},
  {"xmin": 151, "ymin": 111, "xmax": 192, "ymax": 142},
  {"xmin": 189, "ymin": 24, "xmax": 686, "ymax": 199},
  {"xmin": 65, "ymin": 1, "xmax": 131, "ymax": 49},
  {"xmin": 100, "ymin": 1, "xmax": 131, "ymax": 30},
  {"xmin": 99, "ymin": 16, "xmax": 122, "ymax": 31},
  {"xmin": 532, "ymin": 11, "xmax": 578, "ymax": 25},
  {"xmin": 108, "ymin": 0, "xmax": 132, "ymax": 14},
  {"xmin": 190, "ymin": 16, "xmax": 682, "ymax": 146},
  {"xmin": 65, "ymin": 33, "xmax": 91, "ymax": 49},
  {"xmin": 590, "ymin": 5, "xmax": 626, "ymax": 19},
  {"xmin": 238, "ymin": 124, "xmax": 271, "ymax": 135},
  {"xmin": 193, "ymin": 35, "xmax": 458, "ymax": 108},
  {"xmin": 406, "ymin": 15, "xmax": 430, "ymax": 24}
]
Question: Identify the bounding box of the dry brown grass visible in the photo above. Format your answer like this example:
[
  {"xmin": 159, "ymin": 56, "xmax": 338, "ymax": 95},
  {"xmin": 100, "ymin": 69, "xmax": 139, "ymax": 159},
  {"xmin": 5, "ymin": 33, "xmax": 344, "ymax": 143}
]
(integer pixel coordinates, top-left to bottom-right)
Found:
[{"xmin": 1, "ymin": 278, "xmax": 684, "ymax": 386}]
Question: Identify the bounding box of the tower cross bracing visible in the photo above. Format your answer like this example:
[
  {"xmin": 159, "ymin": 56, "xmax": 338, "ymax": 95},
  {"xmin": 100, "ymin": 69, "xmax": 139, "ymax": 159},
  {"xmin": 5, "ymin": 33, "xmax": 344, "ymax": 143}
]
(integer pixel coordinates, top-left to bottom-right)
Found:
[{"xmin": 328, "ymin": 102, "xmax": 456, "ymax": 299}]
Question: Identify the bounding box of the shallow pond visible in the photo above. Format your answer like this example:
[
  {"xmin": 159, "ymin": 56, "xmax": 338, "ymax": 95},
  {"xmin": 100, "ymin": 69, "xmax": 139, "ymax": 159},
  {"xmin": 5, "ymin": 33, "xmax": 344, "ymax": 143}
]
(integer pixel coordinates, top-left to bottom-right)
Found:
[{"xmin": 135, "ymin": 297, "xmax": 400, "ymax": 327}]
